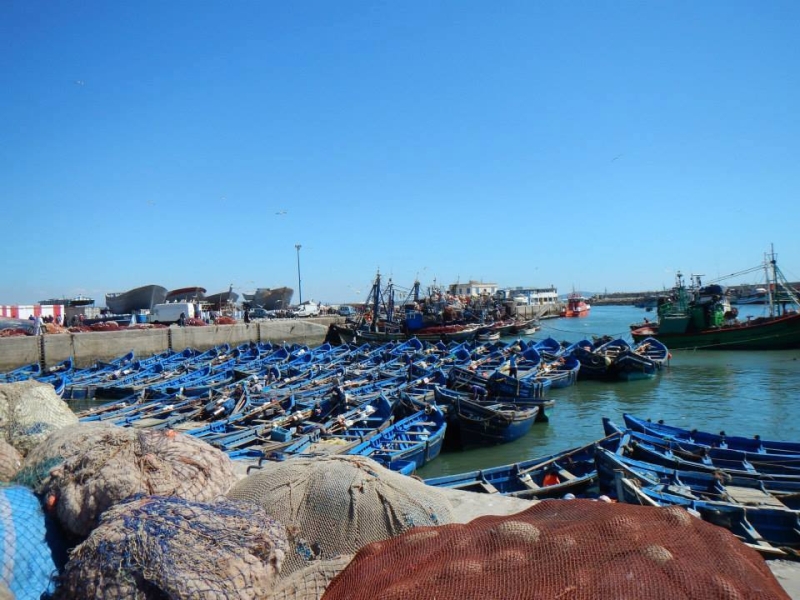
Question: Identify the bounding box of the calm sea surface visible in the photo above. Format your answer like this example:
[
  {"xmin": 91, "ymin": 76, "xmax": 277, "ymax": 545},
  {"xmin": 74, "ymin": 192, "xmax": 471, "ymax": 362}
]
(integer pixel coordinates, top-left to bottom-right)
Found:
[{"xmin": 416, "ymin": 304, "xmax": 800, "ymax": 479}]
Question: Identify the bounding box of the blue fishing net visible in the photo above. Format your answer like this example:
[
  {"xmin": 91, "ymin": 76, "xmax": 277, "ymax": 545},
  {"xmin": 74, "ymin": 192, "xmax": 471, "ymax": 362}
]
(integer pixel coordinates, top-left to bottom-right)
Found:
[
  {"xmin": 53, "ymin": 494, "xmax": 287, "ymax": 599},
  {"xmin": 0, "ymin": 484, "xmax": 58, "ymax": 600}
]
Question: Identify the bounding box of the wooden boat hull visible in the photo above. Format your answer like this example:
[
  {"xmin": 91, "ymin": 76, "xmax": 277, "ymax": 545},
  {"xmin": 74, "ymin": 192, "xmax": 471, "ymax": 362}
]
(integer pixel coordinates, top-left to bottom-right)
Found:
[
  {"xmin": 204, "ymin": 290, "xmax": 240, "ymax": 310},
  {"xmin": 242, "ymin": 287, "xmax": 294, "ymax": 311},
  {"xmin": 105, "ymin": 284, "xmax": 168, "ymax": 314}
]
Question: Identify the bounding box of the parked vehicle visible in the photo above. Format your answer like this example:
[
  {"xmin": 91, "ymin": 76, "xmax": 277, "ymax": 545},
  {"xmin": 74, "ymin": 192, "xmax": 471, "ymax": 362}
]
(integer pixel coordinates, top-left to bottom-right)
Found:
[
  {"xmin": 293, "ymin": 301, "xmax": 320, "ymax": 318},
  {"xmin": 337, "ymin": 305, "xmax": 357, "ymax": 317},
  {"xmin": 149, "ymin": 302, "xmax": 195, "ymax": 325}
]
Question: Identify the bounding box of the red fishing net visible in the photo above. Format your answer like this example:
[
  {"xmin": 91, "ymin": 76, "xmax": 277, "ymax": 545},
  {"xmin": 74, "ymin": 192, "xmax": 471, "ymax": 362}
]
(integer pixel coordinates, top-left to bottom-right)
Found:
[{"xmin": 323, "ymin": 499, "xmax": 790, "ymax": 600}]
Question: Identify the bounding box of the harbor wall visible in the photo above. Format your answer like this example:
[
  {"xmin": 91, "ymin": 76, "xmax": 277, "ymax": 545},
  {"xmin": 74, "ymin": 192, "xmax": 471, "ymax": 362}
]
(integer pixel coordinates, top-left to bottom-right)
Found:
[
  {"xmin": 0, "ymin": 336, "xmax": 40, "ymax": 372},
  {"xmin": 0, "ymin": 318, "xmax": 335, "ymax": 371},
  {"xmin": 0, "ymin": 308, "xmax": 561, "ymax": 372},
  {"xmin": 511, "ymin": 304, "xmax": 563, "ymax": 319}
]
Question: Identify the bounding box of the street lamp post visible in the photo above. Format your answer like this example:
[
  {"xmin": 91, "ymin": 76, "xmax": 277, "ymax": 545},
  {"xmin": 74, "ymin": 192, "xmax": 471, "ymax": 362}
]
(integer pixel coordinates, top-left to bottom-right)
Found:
[{"xmin": 295, "ymin": 244, "xmax": 303, "ymax": 305}]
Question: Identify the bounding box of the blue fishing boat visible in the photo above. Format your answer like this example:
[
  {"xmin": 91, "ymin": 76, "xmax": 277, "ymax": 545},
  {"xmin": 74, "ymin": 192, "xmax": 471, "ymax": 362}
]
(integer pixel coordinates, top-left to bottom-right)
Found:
[
  {"xmin": 595, "ymin": 446, "xmax": 800, "ymax": 558},
  {"xmin": 347, "ymin": 404, "xmax": 447, "ymax": 472},
  {"xmin": 424, "ymin": 433, "xmax": 620, "ymax": 499},
  {"xmin": 622, "ymin": 413, "xmax": 800, "ymax": 455},
  {"xmin": 564, "ymin": 339, "xmax": 611, "ymax": 380},
  {"xmin": 0, "ymin": 361, "xmax": 41, "ymax": 383},
  {"xmin": 449, "ymin": 392, "xmax": 539, "ymax": 448},
  {"xmin": 486, "ymin": 368, "xmax": 551, "ymax": 399},
  {"xmin": 603, "ymin": 418, "xmax": 800, "ymax": 479},
  {"xmin": 50, "ymin": 374, "xmax": 69, "ymax": 398},
  {"xmin": 610, "ymin": 345, "xmax": 659, "ymax": 381},
  {"xmin": 536, "ymin": 354, "xmax": 580, "ymax": 389},
  {"xmin": 433, "ymin": 384, "xmax": 553, "ymax": 424},
  {"xmin": 531, "ymin": 336, "xmax": 564, "ymax": 361},
  {"xmin": 631, "ymin": 337, "xmax": 670, "ymax": 367},
  {"xmin": 276, "ymin": 394, "xmax": 396, "ymax": 458},
  {"xmin": 605, "ymin": 418, "xmax": 800, "ymax": 467},
  {"xmin": 35, "ymin": 357, "xmax": 73, "ymax": 384}
]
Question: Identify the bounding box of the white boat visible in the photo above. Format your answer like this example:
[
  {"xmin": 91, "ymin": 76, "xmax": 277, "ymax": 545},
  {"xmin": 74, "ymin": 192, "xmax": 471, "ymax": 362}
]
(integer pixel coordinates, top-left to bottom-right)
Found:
[{"xmin": 732, "ymin": 287, "xmax": 768, "ymax": 305}]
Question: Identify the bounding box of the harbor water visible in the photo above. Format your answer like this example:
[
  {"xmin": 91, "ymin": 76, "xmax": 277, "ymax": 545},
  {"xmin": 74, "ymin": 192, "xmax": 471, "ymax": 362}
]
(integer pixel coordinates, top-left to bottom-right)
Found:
[{"xmin": 417, "ymin": 304, "xmax": 800, "ymax": 478}]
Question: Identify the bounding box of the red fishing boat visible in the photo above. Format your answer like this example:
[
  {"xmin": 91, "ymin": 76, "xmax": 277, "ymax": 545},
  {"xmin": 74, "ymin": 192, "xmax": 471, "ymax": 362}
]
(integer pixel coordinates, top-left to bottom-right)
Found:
[{"xmin": 561, "ymin": 293, "xmax": 591, "ymax": 318}]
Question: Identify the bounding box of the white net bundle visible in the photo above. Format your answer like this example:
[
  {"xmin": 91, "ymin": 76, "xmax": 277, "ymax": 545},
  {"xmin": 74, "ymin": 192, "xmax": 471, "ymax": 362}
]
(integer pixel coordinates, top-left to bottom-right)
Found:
[
  {"xmin": 0, "ymin": 439, "xmax": 22, "ymax": 481},
  {"xmin": 0, "ymin": 380, "xmax": 78, "ymax": 456},
  {"xmin": 227, "ymin": 455, "xmax": 455, "ymax": 577},
  {"xmin": 270, "ymin": 555, "xmax": 354, "ymax": 600},
  {"xmin": 21, "ymin": 423, "xmax": 239, "ymax": 537},
  {"xmin": 53, "ymin": 494, "xmax": 288, "ymax": 599},
  {"xmin": 15, "ymin": 422, "xmax": 119, "ymax": 493}
]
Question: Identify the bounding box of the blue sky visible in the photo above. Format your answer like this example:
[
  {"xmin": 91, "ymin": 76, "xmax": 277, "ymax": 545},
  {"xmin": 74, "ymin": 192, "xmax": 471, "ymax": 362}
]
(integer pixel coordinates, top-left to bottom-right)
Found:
[{"xmin": 2, "ymin": 1, "xmax": 799, "ymax": 306}]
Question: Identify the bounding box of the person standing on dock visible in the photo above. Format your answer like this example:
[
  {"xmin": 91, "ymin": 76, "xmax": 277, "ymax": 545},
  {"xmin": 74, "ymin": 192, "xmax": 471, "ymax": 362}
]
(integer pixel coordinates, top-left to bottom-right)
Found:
[
  {"xmin": 178, "ymin": 312, "xmax": 186, "ymax": 327},
  {"xmin": 32, "ymin": 314, "xmax": 43, "ymax": 335}
]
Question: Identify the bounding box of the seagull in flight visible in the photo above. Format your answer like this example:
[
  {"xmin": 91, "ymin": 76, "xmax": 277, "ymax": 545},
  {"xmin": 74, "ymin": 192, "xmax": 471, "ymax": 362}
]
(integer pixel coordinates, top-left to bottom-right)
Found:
[
  {"xmin": 74, "ymin": 80, "xmax": 85, "ymax": 86},
  {"xmin": 611, "ymin": 154, "xmax": 623, "ymax": 162},
  {"xmin": 275, "ymin": 210, "xmax": 287, "ymax": 216}
]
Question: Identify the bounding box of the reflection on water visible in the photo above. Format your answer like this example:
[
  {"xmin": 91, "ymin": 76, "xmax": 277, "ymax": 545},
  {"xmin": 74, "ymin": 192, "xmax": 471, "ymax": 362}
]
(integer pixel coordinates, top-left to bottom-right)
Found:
[{"xmin": 417, "ymin": 305, "xmax": 800, "ymax": 478}]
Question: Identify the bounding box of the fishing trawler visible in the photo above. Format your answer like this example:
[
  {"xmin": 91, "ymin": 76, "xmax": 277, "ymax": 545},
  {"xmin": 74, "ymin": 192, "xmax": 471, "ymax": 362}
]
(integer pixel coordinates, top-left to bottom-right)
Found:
[{"xmin": 631, "ymin": 247, "xmax": 800, "ymax": 350}]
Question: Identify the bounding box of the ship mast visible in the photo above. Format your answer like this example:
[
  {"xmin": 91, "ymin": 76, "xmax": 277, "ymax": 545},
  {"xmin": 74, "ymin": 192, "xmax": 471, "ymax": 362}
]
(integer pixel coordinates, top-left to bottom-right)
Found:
[
  {"xmin": 371, "ymin": 272, "xmax": 381, "ymax": 332},
  {"xmin": 766, "ymin": 248, "xmax": 776, "ymax": 317}
]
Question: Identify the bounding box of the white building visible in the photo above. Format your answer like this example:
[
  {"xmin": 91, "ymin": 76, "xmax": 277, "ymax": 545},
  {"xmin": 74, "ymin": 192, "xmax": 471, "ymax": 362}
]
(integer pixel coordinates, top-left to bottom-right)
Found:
[
  {"xmin": 496, "ymin": 286, "xmax": 560, "ymax": 306},
  {"xmin": 447, "ymin": 280, "xmax": 498, "ymax": 297}
]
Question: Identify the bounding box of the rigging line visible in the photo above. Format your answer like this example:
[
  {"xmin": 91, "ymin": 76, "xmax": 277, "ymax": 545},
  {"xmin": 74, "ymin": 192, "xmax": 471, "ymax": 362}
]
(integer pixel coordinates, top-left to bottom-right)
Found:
[{"xmin": 706, "ymin": 265, "xmax": 765, "ymax": 284}]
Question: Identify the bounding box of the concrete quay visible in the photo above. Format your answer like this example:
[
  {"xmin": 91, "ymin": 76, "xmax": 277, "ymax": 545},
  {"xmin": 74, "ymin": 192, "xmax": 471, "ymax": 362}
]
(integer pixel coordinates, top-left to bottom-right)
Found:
[
  {"xmin": 0, "ymin": 305, "xmax": 561, "ymax": 373},
  {"xmin": 0, "ymin": 317, "xmax": 335, "ymax": 372}
]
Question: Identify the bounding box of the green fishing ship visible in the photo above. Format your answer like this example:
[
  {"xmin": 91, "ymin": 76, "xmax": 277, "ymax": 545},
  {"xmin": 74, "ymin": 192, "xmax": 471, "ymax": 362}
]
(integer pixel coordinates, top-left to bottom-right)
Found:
[{"xmin": 631, "ymin": 247, "xmax": 800, "ymax": 350}]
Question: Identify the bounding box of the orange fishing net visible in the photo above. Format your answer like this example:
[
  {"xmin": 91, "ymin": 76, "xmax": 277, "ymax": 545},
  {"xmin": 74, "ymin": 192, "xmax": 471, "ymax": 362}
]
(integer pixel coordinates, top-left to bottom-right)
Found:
[{"xmin": 323, "ymin": 499, "xmax": 790, "ymax": 600}]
